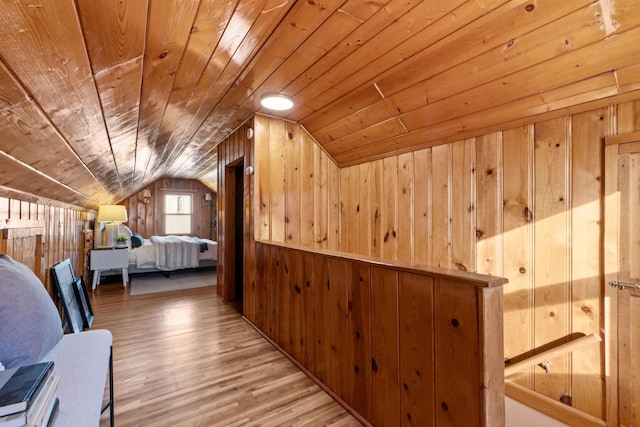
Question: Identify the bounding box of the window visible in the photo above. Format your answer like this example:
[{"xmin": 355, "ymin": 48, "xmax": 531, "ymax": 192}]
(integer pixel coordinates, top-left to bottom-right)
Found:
[{"xmin": 164, "ymin": 193, "xmax": 192, "ymax": 234}]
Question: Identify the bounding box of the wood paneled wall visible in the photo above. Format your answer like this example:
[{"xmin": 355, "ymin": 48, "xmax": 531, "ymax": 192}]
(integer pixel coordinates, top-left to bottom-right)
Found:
[
  {"xmin": 334, "ymin": 105, "xmax": 616, "ymax": 418},
  {"xmin": 0, "ymin": 189, "xmax": 92, "ymax": 292},
  {"xmin": 245, "ymin": 241, "xmax": 506, "ymax": 427},
  {"xmin": 121, "ymin": 177, "xmax": 217, "ymax": 240},
  {"xmin": 251, "ymin": 103, "xmax": 640, "ymax": 420},
  {"xmin": 254, "ymin": 114, "xmax": 340, "ymax": 250},
  {"xmin": 215, "ymin": 119, "xmax": 253, "ymax": 302}
]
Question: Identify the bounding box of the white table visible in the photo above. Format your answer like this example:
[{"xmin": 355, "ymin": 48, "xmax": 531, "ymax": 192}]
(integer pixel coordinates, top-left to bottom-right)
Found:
[{"xmin": 90, "ymin": 248, "xmax": 129, "ymax": 291}]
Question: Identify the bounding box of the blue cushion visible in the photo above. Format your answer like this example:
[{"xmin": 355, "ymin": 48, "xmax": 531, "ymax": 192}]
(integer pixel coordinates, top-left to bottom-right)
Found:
[
  {"xmin": 130, "ymin": 232, "xmax": 144, "ymax": 248},
  {"xmin": 0, "ymin": 255, "xmax": 63, "ymax": 368}
]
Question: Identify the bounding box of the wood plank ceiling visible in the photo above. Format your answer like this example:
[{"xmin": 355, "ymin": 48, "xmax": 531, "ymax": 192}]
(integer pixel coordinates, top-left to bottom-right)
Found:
[{"xmin": 0, "ymin": 0, "xmax": 639, "ymax": 209}]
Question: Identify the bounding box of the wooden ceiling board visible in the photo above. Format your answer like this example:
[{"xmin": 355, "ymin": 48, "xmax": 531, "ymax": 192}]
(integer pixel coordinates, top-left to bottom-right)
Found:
[
  {"xmin": 0, "ymin": 0, "xmax": 121, "ymax": 195},
  {"xmin": 153, "ymin": 0, "xmax": 278, "ymax": 170},
  {"xmin": 237, "ymin": 0, "xmax": 358, "ymax": 97},
  {"xmin": 0, "ymin": 102, "xmax": 111, "ymax": 200},
  {"xmin": 333, "ymin": 73, "xmax": 621, "ymax": 165},
  {"xmin": 157, "ymin": 0, "xmax": 296, "ymax": 172},
  {"xmin": 75, "ymin": 0, "xmax": 148, "ymax": 73},
  {"xmin": 290, "ymin": 0, "xmax": 466, "ymax": 111},
  {"xmin": 282, "ymin": 0, "xmax": 426, "ymax": 105},
  {"xmin": 296, "ymin": 0, "xmax": 499, "ymax": 128},
  {"xmin": 608, "ymin": 0, "xmax": 640, "ymax": 34},
  {"xmin": 616, "ymin": 63, "xmax": 640, "ymax": 92},
  {"xmin": 94, "ymin": 58, "xmax": 143, "ymax": 191},
  {"xmin": 305, "ymin": 0, "xmax": 597, "ymax": 143},
  {"xmin": 136, "ymin": 0, "xmax": 200, "ymax": 181},
  {"xmin": 0, "ymin": 62, "xmax": 28, "ymax": 109},
  {"xmin": 153, "ymin": 0, "xmax": 239, "ymax": 158},
  {"xmin": 312, "ymin": 3, "xmax": 606, "ymax": 146},
  {"xmin": 1, "ymin": 0, "xmax": 640, "ymax": 207}
]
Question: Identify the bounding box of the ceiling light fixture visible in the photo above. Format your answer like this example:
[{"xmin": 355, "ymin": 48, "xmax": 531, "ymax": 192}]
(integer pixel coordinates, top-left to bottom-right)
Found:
[{"xmin": 260, "ymin": 92, "xmax": 293, "ymax": 110}]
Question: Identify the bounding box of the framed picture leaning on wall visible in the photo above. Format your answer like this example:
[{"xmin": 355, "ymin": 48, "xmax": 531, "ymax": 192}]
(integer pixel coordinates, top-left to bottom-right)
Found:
[{"xmin": 50, "ymin": 259, "xmax": 87, "ymax": 333}]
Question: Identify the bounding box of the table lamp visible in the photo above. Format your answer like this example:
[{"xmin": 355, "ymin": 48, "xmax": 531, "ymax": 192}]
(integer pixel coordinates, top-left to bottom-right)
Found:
[{"xmin": 96, "ymin": 205, "xmax": 128, "ymax": 247}]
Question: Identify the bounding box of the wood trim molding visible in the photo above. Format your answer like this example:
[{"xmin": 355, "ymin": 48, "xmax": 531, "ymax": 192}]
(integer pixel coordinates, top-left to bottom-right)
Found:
[
  {"xmin": 506, "ymin": 381, "xmax": 605, "ymax": 427},
  {"xmin": 604, "ymin": 130, "xmax": 640, "ymax": 145}
]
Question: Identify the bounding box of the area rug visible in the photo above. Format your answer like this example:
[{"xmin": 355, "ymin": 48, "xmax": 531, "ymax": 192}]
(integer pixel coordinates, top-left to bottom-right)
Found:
[{"xmin": 129, "ymin": 268, "xmax": 217, "ymax": 295}]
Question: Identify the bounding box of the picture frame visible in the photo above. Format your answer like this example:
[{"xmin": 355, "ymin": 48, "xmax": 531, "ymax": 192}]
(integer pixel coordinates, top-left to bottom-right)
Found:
[
  {"xmin": 73, "ymin": 276, "xmax": 94, "ymax": 328},
  {"xmin": 50, "ymin": 259, "xmax": 88, "ymax": 333}
]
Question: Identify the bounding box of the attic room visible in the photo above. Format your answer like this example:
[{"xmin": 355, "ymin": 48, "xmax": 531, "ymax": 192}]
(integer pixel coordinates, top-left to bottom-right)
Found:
[{"xmin": 0, "ymin": 0, "xmax": 639, "ymax": 426}]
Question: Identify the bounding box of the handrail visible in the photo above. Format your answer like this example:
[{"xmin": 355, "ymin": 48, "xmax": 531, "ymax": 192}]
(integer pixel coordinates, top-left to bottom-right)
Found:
[{"xmin": 504, "ymin": 333, "xmax": 601, "ymax": 377}]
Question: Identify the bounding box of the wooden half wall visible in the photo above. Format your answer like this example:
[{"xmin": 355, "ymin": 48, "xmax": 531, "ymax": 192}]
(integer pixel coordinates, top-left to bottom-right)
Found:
[
  {"xmin": 0, "ymin": 188, "xmax": 93, "ymax": 291},
  {"xmin": 244, "ymin": 241, "xmax": 507, "ymax": 427}
]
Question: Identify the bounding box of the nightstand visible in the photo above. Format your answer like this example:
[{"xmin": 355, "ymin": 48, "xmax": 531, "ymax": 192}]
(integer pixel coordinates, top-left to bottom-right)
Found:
[{"xmin": 90, "ymin": 248, "xmax": 129, "ymax": 291}]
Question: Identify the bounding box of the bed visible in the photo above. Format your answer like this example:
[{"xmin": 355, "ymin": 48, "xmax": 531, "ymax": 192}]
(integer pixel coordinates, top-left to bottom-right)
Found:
[{"xmin": 127, "ymin": 235, "xmax": 217, "ymax": 274}]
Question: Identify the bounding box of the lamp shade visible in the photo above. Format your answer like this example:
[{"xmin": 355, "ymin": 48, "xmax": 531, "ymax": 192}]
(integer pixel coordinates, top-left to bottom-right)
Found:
[{"xmin": 97, "ymin": 205, "xmax": 128, "ymax": 223}]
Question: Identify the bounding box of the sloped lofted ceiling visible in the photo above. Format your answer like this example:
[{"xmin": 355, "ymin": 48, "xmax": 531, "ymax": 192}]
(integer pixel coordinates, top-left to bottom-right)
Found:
[{"xmin": 0, "ymin": 0, "xmax": 639, "ymax": 210}]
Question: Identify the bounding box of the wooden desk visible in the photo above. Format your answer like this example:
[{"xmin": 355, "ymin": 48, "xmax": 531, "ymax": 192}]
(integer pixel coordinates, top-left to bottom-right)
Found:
[{"xmin": 90, "ymin": 248, "xmax": 128, "ymax": 291}]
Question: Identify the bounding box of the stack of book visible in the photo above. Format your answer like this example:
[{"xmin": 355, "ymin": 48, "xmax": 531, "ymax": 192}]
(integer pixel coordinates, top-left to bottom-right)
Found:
[{"xmin": 0, "ymin": 361, "xmax": 60, "ymax": 427}]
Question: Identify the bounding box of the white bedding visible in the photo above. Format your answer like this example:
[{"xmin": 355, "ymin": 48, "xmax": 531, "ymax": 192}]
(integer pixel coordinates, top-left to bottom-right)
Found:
[{"xmin": 130, "ymin": 236, "xmax": 217, "ymax": 270}]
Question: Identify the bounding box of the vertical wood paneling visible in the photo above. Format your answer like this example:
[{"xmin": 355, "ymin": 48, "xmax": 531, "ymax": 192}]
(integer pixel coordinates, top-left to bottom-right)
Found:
[
  {"xmin": 314, "ymin": 146, "xmax": 329, "ymax": 248},
  {"xmin": 502, "ymin": 124, "xmax": 535, "ymax": 387},
  {"xmin": 300, "ymin": 132, "xmax": 315, "ymax": 247},
  {"xmin": 398, "ymin": 153, "xmax": 413, "ymax": 262},
  {"xmin": 570, "ymin": 108, "xmax": 609, "ymax": 418},
  {"xmin": 314, "ymin": 253, "xmax": 331, "ymax": 384},
  {"xmin": 251, "ymin": 103, "xmax": 634, "ymax": 419},
  {"xmin": 358, "ymin": 163, "xmax": 371, "ymax": 256},
  {"xmin": 285, "ymin": 123, "xmax": 301, "ymax": 244},
  {"xmin": 451, "ymin": 138, "xmax": 476, "ymax": 272},
  {"xmin": 251, "ymin": 242, "xmax": 505, "ymax": 427},
  {"xmin": 339, "ymin": 166, "xmax": 349, "ymax": 251},
  {"xmin": 276, "ymin": 246, "xmax": 290, "ymax": 352},
  {"xmin": 475, "ymin": 132, "xmax": 503, "ymax": 277},
  {"xmin": 345, "ymin": 166, "xmax": 359, "ymax": 254},
  {"xmin": 270, "ymin": 119, "xmax": 287, "ymax": 243},
  {"xmin": 370, "ymin": 159, "xmax": 384, "ymax": 258},
  {"xmin": 121, "ymin": 178, "xmax": 214, "ymax": 238},
  {"xmin": 413, "ymin": 148, "xmax": 432, "ymax": 266},
  {"xmin": 382, "ymin": 157, "xmax": 399, "ymax": 261},
  {"xmin": 302, "ymin": 252, "xmax": 316, "ymax": 369},
  {"xmin": 399, "ymin": 272, "xmax": 434, "ymax": 427},
  {"xmin": 287, "ymin": 248, "xmax": 303, "ymax": 363},
  {"xmin": 347, "ymin": 261, "xmax": 372, "ymax": 420},
  {"xmin": 434, "ymin": 279, "xmax": 481, "ymax": 426},
  {"xmin": 533, "ymin": 116, "xmax": 571, "ymax": 398},
  {"xmin": 328, "ymin": 258, "xmax": 350, "ymax": 400},
  {"xmin": 255, "ymin": 115, "xmax": 271, "ymax": 241},
  {"xmin": 371, "ymin": 266, "xmax": 400, "ymax": 426},
  {"xmin": 328, "ymin": 154, "xmax": 341, "ymax": 251},
  {"xmin": 431, "ymin": 144, "xmax": 452, "ymax": 268},
  {"xmin": 0, "ymin": 192, "xmax": 93, "ymax": 291}
]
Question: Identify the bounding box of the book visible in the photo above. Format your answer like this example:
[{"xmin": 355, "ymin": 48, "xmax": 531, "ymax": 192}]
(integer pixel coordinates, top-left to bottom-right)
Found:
[
  {"xmin": 26, "ymin": 375, "xmax": 59, "ymax": 427},
  {"xmin": 0, "ymin": 374, "xmax": 59, "ymax": 427},
  {"xmin": 0, "ymin": 361, "xmax": 54, "ymax": 417},
  {"xmin": 44, "ymin": 397, "xmax": 59, "ymax": 427}
]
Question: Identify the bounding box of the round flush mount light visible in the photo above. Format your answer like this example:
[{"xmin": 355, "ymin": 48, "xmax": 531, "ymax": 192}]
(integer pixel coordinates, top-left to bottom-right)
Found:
[{"xmin": 260, "ymin": 92, "xmax": 294, "ymax": 111}]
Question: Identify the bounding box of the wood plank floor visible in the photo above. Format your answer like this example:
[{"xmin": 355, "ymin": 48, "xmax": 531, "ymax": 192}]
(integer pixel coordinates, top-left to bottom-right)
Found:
[{"xmin": 91, "ymin": 277, "xmax": 361, "ymax": 426}]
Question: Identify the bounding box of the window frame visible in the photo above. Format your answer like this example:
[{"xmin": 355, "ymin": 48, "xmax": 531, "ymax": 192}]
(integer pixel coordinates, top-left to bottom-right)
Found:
[{"xmin": 163, "ymin": 192, "xmax": 193, "ymax": 235}]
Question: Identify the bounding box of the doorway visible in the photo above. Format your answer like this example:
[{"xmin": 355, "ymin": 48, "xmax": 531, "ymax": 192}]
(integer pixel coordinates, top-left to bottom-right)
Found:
[{"xmin": 223, "ymin": 159, "xmax": 244, "ymax": 313}]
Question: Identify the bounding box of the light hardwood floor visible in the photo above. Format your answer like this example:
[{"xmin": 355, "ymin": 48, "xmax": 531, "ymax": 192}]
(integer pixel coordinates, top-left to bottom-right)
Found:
[{"xmin": 91, "ymin": 277, "xmax": 361, "ymax": 426}]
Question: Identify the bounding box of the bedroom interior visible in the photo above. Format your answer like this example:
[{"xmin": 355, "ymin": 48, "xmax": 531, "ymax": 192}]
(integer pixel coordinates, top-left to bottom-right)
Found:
[{"xmin": 0, "ymin": 0, "xmax": 639, "ymax": 426}]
